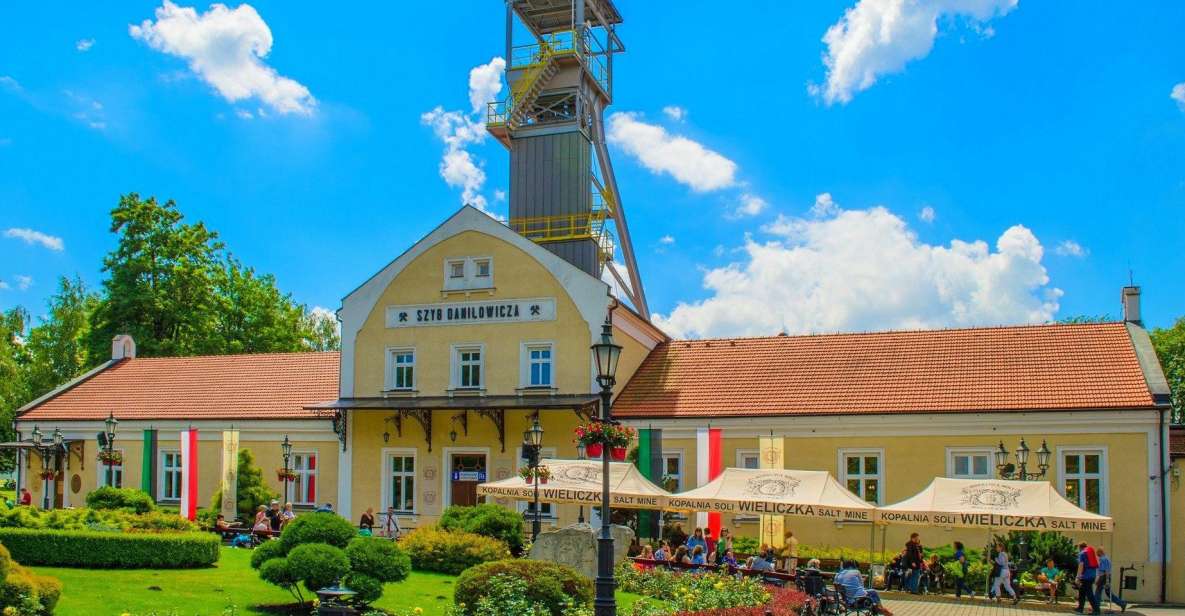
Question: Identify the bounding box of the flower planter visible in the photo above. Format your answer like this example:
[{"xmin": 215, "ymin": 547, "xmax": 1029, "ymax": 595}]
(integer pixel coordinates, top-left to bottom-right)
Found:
[
  {"xmin": 539, "ymin": 476, "xmax": 548, "ymax": 485},
  {"xmin": 586, "ymin": 443, "xmax": 604, "ymax": 459},
  {"xmin": 611, "ymin": 447, "xmax": 627, "ymax": 462}
]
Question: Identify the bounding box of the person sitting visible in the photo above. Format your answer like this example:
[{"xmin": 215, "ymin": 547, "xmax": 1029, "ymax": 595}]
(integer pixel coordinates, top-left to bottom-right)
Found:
[
  {"xmin": 804, "ymin": 558, "xmax": 822, "ymax": 572},
  {"xmin": 266, "ymin": 500, "xmax": 283, "ymax": 532},
  {"xmin": 835, "ymin": 560, "xmax": 893, "ymax": 616},
  {"xmin": 1036, "ymin": 558, "xmax": 1061, "ymax": 604},
  {"xmin": 885, "ymin": 551, "xmax": 907, "ymax": 591},
  {"xmin": 653, "ymin": 540, "xmax": 670, "ymax": 561},
  {"xmin": 636, "ymin": 545, "xmax": 655, "ymax": 570},
  {"xmin": 749, "ymin": 550, "xmax": 774, "ymax": 572},
  {"xmin": 721, "ymin": 549, "xmax": 739, "ymax": 568},
  {"xmin": 18, "ymin": 488, "xmax": 31, "ymax": 507},
  {"xmin": 674, "ymin": 545, "xmax": 691, "ymax": 565},
  {"xmin": 690, "ymin": 545, "xmax": 706, "ymax": 566},
  {"xmin": 921, "ymin": 554, "xmax": 944, "ymax": 594},
  {"xmin": 252, "ymin": 505, "xmax": 270, "ymax": 532},
  {"xmin": 214, "ymin": 513, "xmax": 231, "ymax": 532},
  {"xmin": 280, "ymin": 502, "xmax": 296, "ymax": 528},
  {"xmin": 315, "ymin": 502, "xmax": 334, "ymax": 513}
]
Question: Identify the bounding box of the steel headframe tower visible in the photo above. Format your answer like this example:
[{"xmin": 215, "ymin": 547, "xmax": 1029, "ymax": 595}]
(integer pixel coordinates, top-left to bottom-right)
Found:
[{"xmin": 487, "ymin": 0, "xmax": 649, "ymax": 319}]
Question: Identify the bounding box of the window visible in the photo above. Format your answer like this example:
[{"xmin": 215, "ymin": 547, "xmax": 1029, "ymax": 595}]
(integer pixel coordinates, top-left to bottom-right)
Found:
[
  {"xmin": 947, "ymin": 448, "xmax": 994, "ymax": 479},
  {"xmin": 161, "ymin": 450, "xmax": 182, "ymax": 501},
  {"xmin": 523, "ymin": 343, "xmax": 554, "ymax": 387},
  {"xmin": 386, "ymin": 452, "xmax": 416, "ymax": 513},
  {"xmin": 662, "ymin": 452, "xmax": 684, "ymax": 492},
  {"xmin": 454, "ymin": 346, "xmax": 483, "ymax": 389},
  {"xmin": 443, "ymin": 257, "xmax": 494, "ymax": 290},
  {"xmin": 518, "ymin": 447, "xmax": 556, "ymax": 518},
  {"xmin": 736, "ymin": 449, "xmax": 760, "ymax": 470},
  {"xmin": 97, "ymin": 449, "xmax": 124, "ymax": 488},
  {"xmin": 448, "ymin": 260, "xmax": 465, "ymax": 279},
  {"xmin": 1060, "ymin": 448, "xmax": 1107, "ymax": 514},
  {"xmin": 840, "ymin": 449, "xmax": 883, "ymax": 505},
  {"xmin": 287, "ymin": 453, "xmax": 317, "ymax": 505},
  {"xmin": 388, "ymin": 348, "xmax": 415, "ymax": 390},
  {"xmin": 475, "ymin": 259, "xmax": 491, "ymax": 278}
]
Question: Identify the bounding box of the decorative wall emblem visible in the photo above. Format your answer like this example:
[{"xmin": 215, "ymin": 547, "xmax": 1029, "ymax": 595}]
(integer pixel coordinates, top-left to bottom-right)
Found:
[
  {"xmin": 423, "ymin": 466, "xmax": 436, "ymax": 480},
  {"xmin": 424, "ymin": 491, "xmax": 437, "ymax": 505},
  {"xmin": 70, "ymin": 474, "xmax": 81, "ymax": 494},
  {"xmin": 555, "ymin": 464, "xmax": 600, "ymax": 485},
  {"xmin": 495, "ymin": 467, "xmax": 510, "ymax": 480},
  {"xmin": 761, "ymin": 447, "xmax": 782, "ymax": 466},
  {"xmin": 744, "ymin": 473, "xmax": 800, "ymax": 498},
  {"xmin": 961, "ymin": 483, "xmax": 1022, "ymax": 510}
]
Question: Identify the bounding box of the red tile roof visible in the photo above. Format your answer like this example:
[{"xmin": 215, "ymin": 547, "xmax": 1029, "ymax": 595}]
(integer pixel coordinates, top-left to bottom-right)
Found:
[
  {"xmin": 613, "ymin": 323, "xmax": 1158, "ymax": 418},
  {"xmin": 17, "ymin": 352, "xmax": 339, "ymax": 422}
]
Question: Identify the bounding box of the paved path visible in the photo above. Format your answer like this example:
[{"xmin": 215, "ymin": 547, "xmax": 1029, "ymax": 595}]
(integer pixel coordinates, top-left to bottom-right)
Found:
[{"xmin": 879, "ymin": 593, "xmax": 1185, "ymax": 615}]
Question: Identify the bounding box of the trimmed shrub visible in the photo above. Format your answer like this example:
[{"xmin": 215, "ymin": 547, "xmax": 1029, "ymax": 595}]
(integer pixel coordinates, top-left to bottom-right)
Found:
[
  {"xmin": 85, "ymin": 486, "xmax": 156, "ymax": 513},
  {"xmin": 250, "ymin": 537, "xmax": 288, "ymax": 569},
  {"xmin": 259, "ymin": 557, "xmax": 299, "ymax": 590},
  {"xmin": 401, "ymin": 527, "xmax": 510, "ymax": 575},
  {"xmin": 0, "ymin": 543, "xmax": 62, "ymax": 614},
  {"xmin": 210, "ymin": 449, "xmax": 278, "ymax": 523},
  {"xmin": 344, "ymin": 572, "xmax": 383, "ymax": 604},
  {"xmin": 286, "ymin": 543, "xmax": 350, "ymax": 594},
  {"xmin": 279, "ymin": 512, "xmax": 356, "ymax": 551},
  {"xmin": 455, "ymin": 559, "xmax": 592, "ymax": 615},
  {"xmin": 346, "ymin": 536, "xmax": 411, "ymax": 583},
  {"xmin": 439, "ymin": 504, "xmax": 525, "ymax": 555},
  {"xmin": 0, "ymin": 501, "xmax": 195, "ymax": 533},
  {"xmin": 0, "ymin": 528, "xmax": 220, "ymax": 568}
]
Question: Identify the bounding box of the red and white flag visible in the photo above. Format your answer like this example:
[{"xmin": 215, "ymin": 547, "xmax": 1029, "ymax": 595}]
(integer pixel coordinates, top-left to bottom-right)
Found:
[
  {"xmin": 180, "ymin": 428, "xmax": 199, "ymax": 521},
  {"xmin": 696, "ymin": 427, "xmax": 723, "ymax": 537}
]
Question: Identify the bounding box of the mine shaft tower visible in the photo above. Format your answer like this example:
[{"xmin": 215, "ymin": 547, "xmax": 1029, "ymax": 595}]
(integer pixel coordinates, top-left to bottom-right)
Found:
[{"xmin": 487, "ymin": 0, "xmax": 649, "ymax": 318}]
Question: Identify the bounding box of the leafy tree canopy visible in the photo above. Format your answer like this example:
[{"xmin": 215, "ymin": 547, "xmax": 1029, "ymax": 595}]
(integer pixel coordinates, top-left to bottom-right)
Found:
[{"xmin": 1152, "ymin": 317, "xmax": 1185, "ymax": 424}]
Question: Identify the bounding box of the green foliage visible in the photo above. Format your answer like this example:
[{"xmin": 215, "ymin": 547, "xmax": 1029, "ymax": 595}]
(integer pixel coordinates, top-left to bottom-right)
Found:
[
  {"xmin": 258, "ymin": 557, "xmax": 300, "ymax": 599},
  {"xmin": 1152, "ymin": 317, "xmax": 1185, "ymax": 424},
  {"xmin": 346, "ymin": 536, "xmax": 411, "ymax": 584},
  {"xmin": 286, "ymin": 543, "xmax": 350, "ymax": 594},
  {"xmin": 21, "ymin": 276, "xmax": 101, "ymax": 400},
  {"xmin": 730, "ymin": 536, "xmax": 759, "ymax": 555},
  {"xmin": 85, "ymin": 486, "xmax": 156, "ymax": 513},
  {"xmin": 438, "ymin": 504, "xmax": 525, "ymax": 555},
  {"xmin": 942, "ymin": 559, "xmax": 992, "ymax": 590},
  {"xmin": 400, "ymin": 527, "xmax": 511, "ymax": 575},
  {"xmin": 0, "ymin": 308, "xmax": 31, "ymax": 473},
  {"xmin": 344, "ymin": 572, "xmax": 383, "ymax": 605},
  {"xmin": 279, "ymin": 512, "xmax": 357, "ymax": 551},
  {"xmin": 0, "ymin": 543, "xmax": 62, "ymax": 614},
  {"xmin": 615, "ymin": 564, "xmax": 770, "ymax": 612},
  {"xmin": 0, "ymin": 528, "xmax": 220, "ymax": 568},
  {"xmin": 989, "ymin": 531, "xmax": 1078, "ymax": 572},
  {"xmin": 250, "ymin": 538, "xmax": 288, "ymax": 570},
  {"xmin": 455, "ymin": 560, "xmax": 593, "ymax": 616},
  {"xmin": 0, "ymin": 502, "xmax": 195, "ymax": 533},
  {"xmin": 210, "ymin": 449, "xmax": 277, "ymax": 523}
]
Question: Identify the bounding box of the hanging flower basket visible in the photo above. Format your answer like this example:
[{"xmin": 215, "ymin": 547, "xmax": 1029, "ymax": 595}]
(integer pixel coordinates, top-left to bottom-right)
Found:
[
  {"xmin": 611, "ymin": 447, "xmax": 628, "ymax": 462},
  {"xmin": 574, "ymin": 423, "xmax": 636, "ymax": 450},
  {"xmin": 585, "ymin": 443, "xmax": 604, "ymax": 459},
  {"xmin": 39, "ymin": 471, "xmax": 57, "ymax": 481},
  {"xmin": 518, "ymin": 465, "xmax": 551, "ymax": 484},
  {"xmin": 276, "ymin": 468, "xmax": 298, "ymax": 482},
  {"xmin": 97, "ymin": 450, "xmax": 123, "ymax": 466}
]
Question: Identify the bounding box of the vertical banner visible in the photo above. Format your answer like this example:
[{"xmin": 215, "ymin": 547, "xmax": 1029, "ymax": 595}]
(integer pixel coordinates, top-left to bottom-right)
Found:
[
  {"xmin": 758, "ymin": 435, "xmax": 785, "ymax": 548},
  {"xmin": 695, "ymin": 427, "xmax": 723, "ymax": 533},
  {"xmin": 219, "ymin": 430, "xmax": 240, "ymax": 520},
  {"xmin": 179, "ymin": 429, "xmax": 199, "ymax": 521},
  {"xmin": 141, "ymin": 429, "xmax": 158, "ymax": 501},
  {"xmin": 635, "ymin": 428, "xmax": 663, "ymax": 539}
]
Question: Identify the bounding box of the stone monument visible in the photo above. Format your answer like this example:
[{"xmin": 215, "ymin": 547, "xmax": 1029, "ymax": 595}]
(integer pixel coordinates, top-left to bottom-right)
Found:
[{"xmin": 527, "ymin": 522, "xmax": 635, "ymax": 580}]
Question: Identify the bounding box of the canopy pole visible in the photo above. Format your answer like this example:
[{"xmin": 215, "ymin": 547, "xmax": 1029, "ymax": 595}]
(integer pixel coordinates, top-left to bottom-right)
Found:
[
  {"xmin": 868, "ymin": 523, "xmax": 876, "ymax": 589},
  {"xmin": 984, "ymin": 527, "xmax": 993, "ymax": 598}
]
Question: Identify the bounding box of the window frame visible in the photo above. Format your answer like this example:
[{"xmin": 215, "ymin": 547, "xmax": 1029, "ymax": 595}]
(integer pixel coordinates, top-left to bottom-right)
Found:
[
  {"xmin": 520, "ymin": 341, "xmax": 556, "ymax": 388},
  {"xmin": 662, "ymin": 449, "xmax": 686, "ymax": 519},
  {"xmin": 286, "ymin": 450, "xmax": 318, "ymax": 506},
  {"xmin": 1057, "ymin": 446, "xmax": 1109, "ymax": 515},
  {"xmin": 96, "ymin": 447, "xmax": 125, "ymax": 488},
  {"xmin": 443, "ymin": 256, "xmax": 495, "ymax": 290},
  {"xmin": 516, "ymin": 446, "xmax": 557, "ymax": 519},
  {"xmin": 159, "ymin": 449, "xmax": 183, "ymax": 502},
  {"xmin": 451, "ymin": 343, "xmax": 486, "ymax": 390},
  {"xmin": 447, "ymin": 259, "xmax": 466, "ymax": 279},
  {"xmin": 945, "ymin": 447, "xmax": 996, "ymax": 480},
  {"xmin": 734, "ymin": 449, "xmax": 761, "ymax": 521},
  {"xmin": 381, "ymin": 448, "xmax": 418, "ymax": 515},
  {"xmin": 385, "ymin": 346, "xmax": 417, "ymax": 391},
  {"xmin": 838, "ymin": 448, "xmax": 885, "ymax": 505},
  {"xmin": 474, "ymin": 258, "xmax": 492, "ymax": 279}
]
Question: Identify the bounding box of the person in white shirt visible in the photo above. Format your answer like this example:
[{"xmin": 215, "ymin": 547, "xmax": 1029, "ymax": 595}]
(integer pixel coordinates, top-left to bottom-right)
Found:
[{"xmin": 991, "ymin": 542, "xmax": 1019, "ymax": 604}]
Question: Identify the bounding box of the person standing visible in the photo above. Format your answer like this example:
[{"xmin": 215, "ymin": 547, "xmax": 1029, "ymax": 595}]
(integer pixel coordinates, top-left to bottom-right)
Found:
[
  {"xmin": 991, "ymin": 542, "xmax": 1019, "ymax": 604},
  {"xmin": 359, "ymin": 507, "xmax": 375, "ymax": 533},
  {"xmin": 382, "ymin": 505, "xmax": 402, "ymax": 539},
  {"xmin": 784, "ymin": 529, "xmax": 800, "ymax": 571},
  {"xmin": 686, "ymin": 528, "xmax": 707, "ymax": 555},
  {"xmin": 952, "ymin": 541, "xmax": 975, "ymax": 598},
  {"xmin": 266, "ymin": 500, "xmax": 283, "ymax": 532},
  {"xmin": 904, "ymin": 533, "xmax": 924, "ymax": 593},
  {"xmin": 1075, "ymin": 542, "xmax": 1101, "ymax": 614},
  {"xmin": 1094, "ymin": 547, "xmax": 1126, "ymax": 612}
]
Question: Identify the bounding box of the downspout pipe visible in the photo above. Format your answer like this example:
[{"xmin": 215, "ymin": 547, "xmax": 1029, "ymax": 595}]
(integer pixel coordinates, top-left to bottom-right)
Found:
[{"xmin": 1160, "ymin": 406, "xmax": 1168, "ymax": 604}]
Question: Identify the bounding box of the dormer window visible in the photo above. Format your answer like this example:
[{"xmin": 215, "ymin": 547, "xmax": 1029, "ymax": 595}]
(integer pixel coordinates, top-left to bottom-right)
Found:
[{"xmin": 443, "ymin": 257, "xmax": 494, "ymax": 291}]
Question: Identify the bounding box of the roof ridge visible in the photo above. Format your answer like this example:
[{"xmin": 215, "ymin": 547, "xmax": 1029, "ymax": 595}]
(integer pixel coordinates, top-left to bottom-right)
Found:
[
  {"xmin": 666, "ymin": 321, "xmax": 1127, "ymax": 344},
  {"xmin": 126, "ymin": 350, "xmax": 340, "ymax": 361}
]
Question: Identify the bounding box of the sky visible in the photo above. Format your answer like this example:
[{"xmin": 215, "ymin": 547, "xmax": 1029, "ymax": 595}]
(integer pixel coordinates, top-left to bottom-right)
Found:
[{"xmin": 1, "ymin": 1, "xmax": 1183, "ymax": 339}]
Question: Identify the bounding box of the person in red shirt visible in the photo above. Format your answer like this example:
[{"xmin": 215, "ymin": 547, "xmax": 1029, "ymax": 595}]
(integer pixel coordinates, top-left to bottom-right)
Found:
[{"xmin": 18, "ymin": 488, "xmax": 31, "ymax": 506}]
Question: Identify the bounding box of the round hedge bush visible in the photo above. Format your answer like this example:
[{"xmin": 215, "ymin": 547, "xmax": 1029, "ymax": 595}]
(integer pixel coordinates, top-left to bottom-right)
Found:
[
  {"xmin": 347, "ymin": 536, "xmax": 411, "ymax": 583},
  {"xmin": 454, "ymin": 559, "xmax": 592, "ymax": 616},
  {"xmin": 286, "ymin": 543, "xmax": 351, "ymax": 593},
  {"xmin": 400, "ymin": 527, "xmax": 510, "ymax": 575},
  {"xmin": 85, "ymin": 486, "xmax": 156, "ymax": 514},
  {"xmin": 250, "ymin": 537, "xmax": 288, "ymax": 569},
  {"xmin": 344, "ymin": 572, "xmax": 383, "ymax": 604},
  {"xmin": 438, "ymin": 504, "xmax": 525, "ymax": 555},
  {"xmin": 0, "ymin": 543, "xmax": 62, "ymax": 614},
  {"xmin": 280, "ymin": 512, "xmax": 357, "ymax": 550}
]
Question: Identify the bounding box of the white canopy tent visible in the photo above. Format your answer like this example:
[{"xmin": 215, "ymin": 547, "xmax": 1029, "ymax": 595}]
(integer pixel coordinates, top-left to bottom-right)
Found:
[
  {"xmin": 666, "ymin": 468, "xmax": 877, "ymax": 523},
  {"xmin": 876, "ymin": 477, "xmax": 1113, "ymax": 532},
  {"xmin": 476, "ymin": 458, "xmax": 671, "ymax": 509}
]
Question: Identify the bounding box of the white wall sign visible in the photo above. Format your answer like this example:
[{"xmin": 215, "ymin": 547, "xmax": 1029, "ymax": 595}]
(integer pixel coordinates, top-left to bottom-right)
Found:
[{"xmin": 386, "ymin": 298, "xmax": 556, "ymax": 328}]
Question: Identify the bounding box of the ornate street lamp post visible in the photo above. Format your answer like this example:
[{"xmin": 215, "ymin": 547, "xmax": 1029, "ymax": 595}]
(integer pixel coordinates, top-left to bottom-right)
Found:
[
  {"xmin": 281, "ymin": 435, "xmax": 293, "ymax": 502},
  {"xmin": 522, "ymin": 417, "xmax": 545, "ymax": 541},
  {"xmin": 103, "ymin": 413, "xmax": 118, "ymax": 488},
  {"xmin": 995, "ymin": 438, "xmax": 1052, "ymax": 481},
  {"xmin": 576, "ymin": 441, "xmax": 587, "ymax": 524},
  {"xmin": 30, "ymin": 426, "xmax": 50, "ymax": 509},
  {"xmin": 590, "ymin": 319, "xmax": 622, "ymax": 616}
]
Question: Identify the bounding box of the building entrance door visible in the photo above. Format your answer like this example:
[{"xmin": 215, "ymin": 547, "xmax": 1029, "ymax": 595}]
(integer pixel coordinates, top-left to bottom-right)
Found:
[{"xmin": 449, "ymin": 453, "xmax": 487, "ymax": 507}]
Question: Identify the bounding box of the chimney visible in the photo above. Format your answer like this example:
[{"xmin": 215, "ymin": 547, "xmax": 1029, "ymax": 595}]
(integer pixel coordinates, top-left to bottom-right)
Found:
[
  {"xmin": 112, "ymin": 334, "xmax": 136, "ymax": 360},
  {"xmin": 1122, "ymin": 286, "xmax": 1142, "ymax": 325}
]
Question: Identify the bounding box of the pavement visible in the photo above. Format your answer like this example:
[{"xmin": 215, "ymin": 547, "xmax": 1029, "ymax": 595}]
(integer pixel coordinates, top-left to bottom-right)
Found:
[{"xmin": 878, "ymin": 592, "xmax": 1185, "ymax": 615}]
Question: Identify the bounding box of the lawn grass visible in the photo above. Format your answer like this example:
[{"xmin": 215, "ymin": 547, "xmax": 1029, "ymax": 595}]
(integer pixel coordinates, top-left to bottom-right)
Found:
[{"xmin": 31, "ymin": 546, "xmax": 649, "ymax": 615}]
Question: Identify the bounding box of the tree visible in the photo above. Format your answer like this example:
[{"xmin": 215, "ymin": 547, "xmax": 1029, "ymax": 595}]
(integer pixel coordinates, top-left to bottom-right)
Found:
[
  {"xmin": 302, "ymin": 308, "xmax": 340, "ymax": 352},
  {"xmin": 1056, "ymin": 314, "xmax": 1113, "ymax": 324},
  {"xmin": 23, "ymin": 276, "xmax": 101, "ymax": 397},
  {"xmin": 214, "ymin": 257, "xmax": 309, "ymax": 354},
  {"xmin": 1152, "ymin": 317, "xmax": 1185, "ymax": 424},
  {"xmin": 210, "ymin": 449, "xmax": 278, "ymax": 522},
  {"xmin": 0, "ymin": 308, "xmax": 30, "ymax": 472}
]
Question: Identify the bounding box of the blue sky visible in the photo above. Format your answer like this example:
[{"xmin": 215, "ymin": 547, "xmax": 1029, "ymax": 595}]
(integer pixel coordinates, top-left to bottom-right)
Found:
[{"xmin": 1, "ymin": 1, "xmax": 1182, "ymax": 337}]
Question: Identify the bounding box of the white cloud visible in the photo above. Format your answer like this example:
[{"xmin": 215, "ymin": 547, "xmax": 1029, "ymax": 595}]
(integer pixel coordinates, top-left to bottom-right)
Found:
[
  {"xmin": 234, "ymin": 108, "xmax": 253, "ymax": 119},
  {"xmin": 0, "ymin": 76, "xmax": 20, "ymax": 92},
  {"xmin": 1172, "ymin": 83, "xmax": 1185, "ymax": 109},
  {"xmin": 493, "ymin": 189, "xmax": 506, "ymax": 202},
  {"xmin": 731, "ymin": 193, "xmax": 769, "ymax": 218},
  {"xmin": 654, "ymin": 206, "xmax": 1059, "ymax": 338},
  {"xmin": 1054, "ymin": 239, "xmax": 1088, "ymax": 258},
  {"xmin": 607, "ymin": 112, "xmax": 737, "ymax": 192},
  {"xmin": 129, "ymin": 1, "xmax": 315, "ymax": 115},
  {"xmin": 4, "ymin": 227, "xmax": 64, "ymax": 251},
  {"xmin": 0, "ymin": 281, "xmax": 8, "ymax": 291},
  {"xmin": 919, "ymin": 205, "xmax": 936, "ymax": 222},
  {"xmin": 76, "ymin": 38, "xmax": 95, "ymax": 52},
  {"xmin": 659, "ymin": 235, "xmax": 676, "ymax": 245},
  {"xmin": 421, "ymin": 57, "xmax": 505, "ymax": 215},
  {"xmin": 815, "ymin": 0, "xmax": 1018, "ymax": 105},
  {"xmin": 662, "ymin": 105, "xmax": 687, "ymax": 122},
  {"xmin": 810, "ymin": 192, "xmax": 840, "ymax": 218},
  {"xmin": 14, "ymin": 275, "xmax": 32, "ymax": 291}
]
